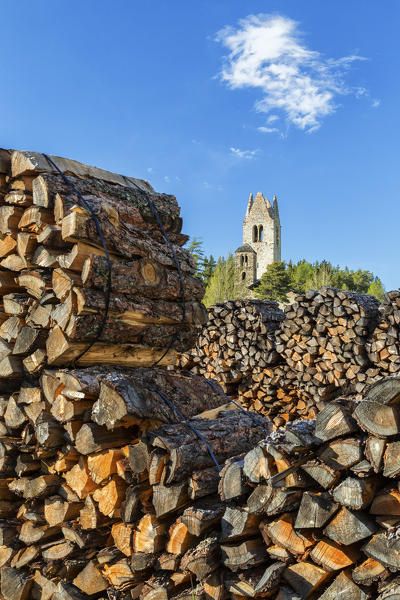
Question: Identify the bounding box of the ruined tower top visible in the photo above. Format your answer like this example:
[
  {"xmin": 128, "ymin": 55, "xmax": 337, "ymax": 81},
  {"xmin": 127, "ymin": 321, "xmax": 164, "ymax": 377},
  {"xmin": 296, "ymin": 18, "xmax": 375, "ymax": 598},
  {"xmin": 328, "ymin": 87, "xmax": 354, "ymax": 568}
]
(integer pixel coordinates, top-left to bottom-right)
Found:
[{"xmin": 242, "ymin": 192, "xmax": 281, "ymax": 280}]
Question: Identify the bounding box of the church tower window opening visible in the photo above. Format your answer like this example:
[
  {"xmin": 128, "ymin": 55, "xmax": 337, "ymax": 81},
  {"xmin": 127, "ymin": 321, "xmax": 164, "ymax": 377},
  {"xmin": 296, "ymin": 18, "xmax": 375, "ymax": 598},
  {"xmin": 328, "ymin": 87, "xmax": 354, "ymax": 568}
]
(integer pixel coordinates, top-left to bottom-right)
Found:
[
  {"xmin": 258, "ymin": 225, "xmax": 263, "ymax": 242},
  {"xmin": 242, "ymin": 272, "xmax": 246, "ymax": 280},
  {"xmin": 252, "ymin": 225, "xmax": 258, "ymax": 242}
]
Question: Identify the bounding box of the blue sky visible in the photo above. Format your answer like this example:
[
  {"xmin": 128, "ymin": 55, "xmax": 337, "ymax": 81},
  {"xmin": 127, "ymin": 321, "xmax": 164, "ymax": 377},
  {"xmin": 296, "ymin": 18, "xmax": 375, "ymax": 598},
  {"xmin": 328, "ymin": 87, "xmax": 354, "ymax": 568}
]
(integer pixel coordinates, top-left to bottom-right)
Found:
[{"xmin": 1, "ymin": 1, "xmax": 399, "ymax": 289}]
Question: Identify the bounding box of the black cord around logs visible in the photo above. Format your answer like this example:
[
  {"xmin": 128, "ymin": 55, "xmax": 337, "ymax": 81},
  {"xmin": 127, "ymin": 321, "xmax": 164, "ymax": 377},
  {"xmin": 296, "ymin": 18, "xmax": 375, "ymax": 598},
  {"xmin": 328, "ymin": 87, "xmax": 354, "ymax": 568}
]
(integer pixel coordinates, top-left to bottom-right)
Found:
[
  {"xmin": 43, "ymin": 154, "xmax": 112, "ymax": 366},
  {"xmin": 124, "ymin": 176, "xmax": 187, "ymax": 367},
  {"xmin": 149, "ymin": 384, "xmax": 221, "ymax": 472}
]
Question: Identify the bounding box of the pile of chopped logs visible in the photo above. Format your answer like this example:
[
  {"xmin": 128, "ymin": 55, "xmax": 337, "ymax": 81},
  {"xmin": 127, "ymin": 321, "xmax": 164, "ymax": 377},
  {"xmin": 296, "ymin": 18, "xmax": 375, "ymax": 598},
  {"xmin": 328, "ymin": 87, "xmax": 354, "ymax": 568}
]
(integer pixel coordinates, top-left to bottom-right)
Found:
[
  {"xmin": 0, "ymin": 148, "xmax": 206, "ymax": 378},
  {"xmin": 176, "ymin": 300, "xmax": 284, "ymax": 394},
  {"xmin": 274, "ymin": 287, "xmax": 381, "ymax": 402},
  {"xmin": 367, "ymin": 290, "xmax": 400, "ymax": 375},
  {"xmin": 237, "ymin": 364, "xmax": 321, "ymax": 428},
  {"xmin": 1, "ymin": 371, "xmax": 400, "ymax": 599}
]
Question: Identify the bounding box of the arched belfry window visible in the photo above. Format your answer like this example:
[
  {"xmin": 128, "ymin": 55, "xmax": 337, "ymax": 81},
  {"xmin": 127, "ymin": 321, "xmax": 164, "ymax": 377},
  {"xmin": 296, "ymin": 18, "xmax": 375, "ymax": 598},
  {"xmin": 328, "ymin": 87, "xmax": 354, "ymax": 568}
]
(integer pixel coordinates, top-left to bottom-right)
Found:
[
  {"xmin": 252, "ymin": 225, "xmax": 258, "ymax": 242},
  {"xmin": 245, "ymin": 255, "xmax": 248, "ymax": 265},
  {"xmin": 240, "ymin": 256, "xmax": 244, "ymax": 266},
  {"xmin": 242, "ymin": 272, "xmax": 246, "ymax": 280},
  {"xmin": 259, "ymin": 225, "xmax": 263, "ymax": 242}
]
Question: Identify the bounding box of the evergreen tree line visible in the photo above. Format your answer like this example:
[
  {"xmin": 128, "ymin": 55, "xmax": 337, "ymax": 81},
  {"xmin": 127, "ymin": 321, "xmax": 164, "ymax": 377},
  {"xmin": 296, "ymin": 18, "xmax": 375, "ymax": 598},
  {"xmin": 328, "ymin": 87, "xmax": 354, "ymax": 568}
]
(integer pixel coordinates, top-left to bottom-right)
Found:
[{"xmin": 185, "ymin": 239, "xmax": 385, "ymax": 306}]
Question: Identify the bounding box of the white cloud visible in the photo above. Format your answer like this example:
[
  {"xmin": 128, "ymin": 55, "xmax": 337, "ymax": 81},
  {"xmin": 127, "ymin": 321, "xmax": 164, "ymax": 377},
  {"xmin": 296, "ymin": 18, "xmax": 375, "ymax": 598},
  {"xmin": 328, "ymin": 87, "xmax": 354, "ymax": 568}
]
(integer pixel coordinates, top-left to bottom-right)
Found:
[
  {"xmin": 230, "ymin": 146, "xmax": 259, "ymax": 159},
  {"xmin": 258, "ymin": 126, "xmax": 279, "ymax": 134},
  {"xmin": 216, "ymin": 14, "xmax": 366, "ymax": 133},
  {"xmin": 372, "ymin": 99, "xmax": 381, "ymax": 108},
  {"xmin": 147, "ymin": 167, "xmax": 153, "ymax": 173},
  {"xmin": 164, "ymin": 176, "xmax": 170, "ymax": 183},
  {"xmin": 267, "ymin": 114, "xmax": 280, "ymax": 123}
]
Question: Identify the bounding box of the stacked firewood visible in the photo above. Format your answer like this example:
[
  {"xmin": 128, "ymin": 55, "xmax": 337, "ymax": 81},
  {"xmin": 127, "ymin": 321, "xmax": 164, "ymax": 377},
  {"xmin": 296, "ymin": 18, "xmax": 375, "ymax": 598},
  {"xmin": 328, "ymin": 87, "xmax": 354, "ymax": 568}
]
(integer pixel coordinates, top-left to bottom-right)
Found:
[
  {"xmin": 1, "ymin": 373, "xmax": 400, "ymax": 599},
  {"xmin": 0, "ymin": 149, "xmax": 206, "ymax": 378},
  {"xmin": 238, "ymin": 364, "xmax": 321, "ymax": 428},
  {"xmin": 275, "ymin": 287, "xmax": 381, "ymax": 402},
  {"xmin": 367, "ymin": 290, "xmax": 400, "ymax": 374},
  {"xmin": 176, "ymin": 300, "xmax": 284, "ymax": 395},
  {"xmin": 0, "ymin": 366, "xmax": 270, "ymax": 599}
]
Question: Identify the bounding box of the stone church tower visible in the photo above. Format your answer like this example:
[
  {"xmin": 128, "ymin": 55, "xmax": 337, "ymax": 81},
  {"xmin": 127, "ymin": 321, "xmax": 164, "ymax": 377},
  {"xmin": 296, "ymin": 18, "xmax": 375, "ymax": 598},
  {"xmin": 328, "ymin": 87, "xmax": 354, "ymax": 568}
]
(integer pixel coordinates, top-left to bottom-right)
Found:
[{"xmin": 234, "ymin": 192, "xmax": 281, "ymax": 298}]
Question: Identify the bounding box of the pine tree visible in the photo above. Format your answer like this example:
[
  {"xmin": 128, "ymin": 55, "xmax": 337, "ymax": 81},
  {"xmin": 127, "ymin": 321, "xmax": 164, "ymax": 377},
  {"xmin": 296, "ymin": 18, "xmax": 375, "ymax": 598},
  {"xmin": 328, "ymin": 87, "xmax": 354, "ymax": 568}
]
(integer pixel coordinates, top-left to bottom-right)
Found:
[
  {"xmin": 202, "ymin": 255, "xmax": 216, "ymax": 287},
  {"xmin": 185, "ymin": 237, "xmax": 204, "ymax": 279},
  {"xmin": 203, "ymin": 253, "xmax": 236, "ymax": 306},
  {"xmin": 255, "ymin": 261, "xmax": 291, "ymax": 303}
]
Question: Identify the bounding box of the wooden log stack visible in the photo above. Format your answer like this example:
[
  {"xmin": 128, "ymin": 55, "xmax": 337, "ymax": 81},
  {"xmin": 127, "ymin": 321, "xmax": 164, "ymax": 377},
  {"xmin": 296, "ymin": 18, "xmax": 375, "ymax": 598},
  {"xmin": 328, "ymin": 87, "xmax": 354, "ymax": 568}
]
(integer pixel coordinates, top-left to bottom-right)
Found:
[
  {"xmin": 0, "ymin": 372, "xmax": 400, "ymax": 598},
  {"xmin": 274, "ymin": 287, "xmax": 381, "ymax": 403},
  {"xmin": 0, "ymin": 365, "xmax": 271, "ymax": 599},
  {"xmin": 176, "ymin": 300, "xmax": 284, "ymax": 395},
  {"xmin": 0, "ymin": 148, "xmax": 206, "ymax": 379},
  {"xmin": 367, "ymin": 289, "xmax": 400, "ymax": 375},
  {"xmin": 237, "ymin": 363, "xmax": 320, "ymax": 428}
]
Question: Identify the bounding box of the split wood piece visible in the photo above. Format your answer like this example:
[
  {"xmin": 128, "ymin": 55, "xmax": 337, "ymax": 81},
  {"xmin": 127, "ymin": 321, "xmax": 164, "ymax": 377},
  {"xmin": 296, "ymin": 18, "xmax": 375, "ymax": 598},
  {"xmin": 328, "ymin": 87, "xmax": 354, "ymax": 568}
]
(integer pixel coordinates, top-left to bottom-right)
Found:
[
  {"xmin": 383, "ymin": 441, "xmax": 400, "ymax": 477},
  {"xmin": 83, "ymin": 253, "xmax": 204, "ymax": 301},
  {"xmin": 294, "ymin": 491, "xmax": 338, "ymax": 529},
  {"xmin": 301, "ymin": 460, "xmax": 340, "ymax": 489},
  {"xmin": 79, "ymin": 494, "xmax": 108, "ymax": 530},
  {"xmin": 220, "ymin": 507, "xmax": 261, "ymax": 543},
  {"xmin": 44, "ymin": 495, "xmax": 83, "ymax": 526},
  {"xmin": 64, "ymin": 458, "xmax": 97, "ymax": 499},
  {"xmin": 365, "ymin": 436, "xmax": 386, "ymax": 472},
  {"xmin": 74, "ymin": 423, "xmax": 138, "ymax": 455},
  {"xmin": 32, "ymin": 571, "xmax": 57, "ymax": 600},
  {"xmin": 363, "ymin": 532, "xmax": 400, "ymax": 571},
  {"xmin": 243, "ymin": 444, "xmax": 275, "ymax": 483},
  {"xmin": 101, "ymin": 558, "xmax": 137, "ymax": 590},
  {"xmin": 221, "ymin": 538, "xmax": 267, "ymax": 573},
  {"xmin": 318, "ymin": 438, "xmax": 363, "ymax": 471},
  {"xmin": 91, "ymin": 368, "xmax": 226, "ymax": 429},
  {"xmin": 166, "ymin": 519, "xmax": 197, "ymax": 555},
  {"xmin": 247, "ymin": 485, "xmax": 302, "ymax": 516},
  {"xmin": 133, "ymin": 514, "xmax": 167, "ymax": 554},
  {"xmin": 0, "ymin": 567, "xmax": 33, "ymax": 600},
  {"xmin": 152, "ymin": 482, "xmax": 189, "ymax": 518},
  {"xmin": 218, "ymin": 454, "xmax": 250, "ymax": 502},
  {"xmin": 51, "ymin": 581, "xmax": 88, "ymax": 600},
  {"xmin": 86, "ymin": 447, "xmax": 125, "ymax": 484},
  {"xmin": 224, "ymin": 563, "xmax": 285, "ymax": 598},
  {"xmin": 148, "ymin": 412, "xmax": 270, "ymax": 484},
  {"xmin": 262, "ymin": 512, "xmax": 314, "ymax": 555},
  {"xmin": 318, "ymin": 570, "xmax": 367, "ymax": 600},
  {"xmin": 112, "ymin": 521, "xmax": 135, "ymax": 557},
  {"xmin": 324, "ymin": 506, "xmax": 377, "ymax": 545},
  {"xmin": 314, "ymin": 402, "xmax": 358, "ymax": 441},
  {"xmin": 9, "ymin": 474, "xmax": 60, "ymax": 500},
  {"xmin": 188, "ymin": 466, "xmax": 219, "ymax": 499},
  {"xmin": 332, "ymin": 476, "xmax": 379, "ymax": 509},
  {"xmin": 352, "ymin": 557, "xmax": 388, "ymax": 586},
  {"xmin": 370, "ymin": 487, "xmax": 400, "ymax": 515},
  {"xmin": 72, "ymin": 560, "xmax": 108, "ymax": 596},
  {"xmin": 181, "ymin": 504, "xmax": 224, "ymax": 537},
  {"xmin": 283, "ymin": 562, "xmax": 331, "ymax": 599},
  {"xmin": 92, "ymin": 476, "xmax": 127, "ymax": 517},
  {"xmin": 310, "ymin": 539, "xmax": 359, "ymax": 572},
  {"xmin": 180, "ymin": 536, "xmax": 220, "ymax": 580}
]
